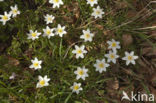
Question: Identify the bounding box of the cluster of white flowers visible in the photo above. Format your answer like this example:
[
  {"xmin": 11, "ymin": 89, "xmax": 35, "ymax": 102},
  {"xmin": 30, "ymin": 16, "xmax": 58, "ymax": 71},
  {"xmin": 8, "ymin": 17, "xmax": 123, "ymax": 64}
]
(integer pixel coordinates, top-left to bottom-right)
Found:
[
  {"xmin": 27, "ymin": 24, "xmax": 66, "ymax": 40},
  {"xmin": 27, "ymin": 14, "xmax": 66, "ymax": 40},
  {"xmin": 27, "ymin": 0, "xmax": 69, "ymax": 88},
  {"xmin": 69, "ymin": 0, "xmax": 138, "ymax": 92},
  {"xmin": 70, "ymin": 66, "xmax": 88, "ymax": 94},
  {"xmin": 72, "ymin": 29, "xmax": 94, "ymax": 59},
  {"xmin": 70, "ymin": 38, "xmax": 138, "ymax": 94},
  {"xmin": 27, "ymin": 1, "xmax": 67, "ymax": 87},
  {"xmin": 70, "ymin": 29, "xmax": 94, "ymax": 94},
  {"xmin": 107, "ymin": 39, "xmax": 138, "ymax": 65},
  {"xmin": 2, "ymin": 0, "xmax": 139, "ymax": 95},
  {"xmin": 94, "ymin": 39, "xmax": 138, "ymax": 73},
  {"xmin": 86, "ymin": 0, "xmax": 105, "ymax": 19},
  {"xmin": 93, "ymin": 39, "xmax": 121, "ymax": 73},
  {"xmin": 29, "ymin": 57, "xmax": 51, "ymax": 88},
  {"xmin": 69, "ymin": 0, "xmax": 105, "ymax": 93},
  {"xmin": 0, "ymin": 4, "xmax": 20, "ymax": 25}
]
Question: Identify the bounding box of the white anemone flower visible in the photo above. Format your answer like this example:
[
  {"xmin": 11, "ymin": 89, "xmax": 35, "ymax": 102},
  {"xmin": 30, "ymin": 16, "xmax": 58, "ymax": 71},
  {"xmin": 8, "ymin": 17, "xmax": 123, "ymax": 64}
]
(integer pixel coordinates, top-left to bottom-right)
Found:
[
  {"xmin": 70, "ymin": 82, "xmax": 83, "ymax": 94},
  {"xmin": 27, "ymin": 30, "xmax": 41, "ymax": 40},
  {"xmin": 55, "ymin": 24, "xmax": 67, "ymax": 37},
  {"xmin": 74, "ymin": 66, "xmax": 88, "ymax": 80},
  {"xmin": 107, "ymin": 39, "xmax": 121, "ymax": 52},
  {"xmin": 29, "ymin": 57, "xmax": 42, "ymax": 70},
  {"xmin": 94, "ymin": 59, "xmax": 110, "ymax": 73},
  {"xmin": 9, "ymin": 72, "xmax": 16, "ymax": 80},
  {"xmin": 0, "ymin": 12, "xmax": 11, "ymax": 25},
  {"xmin": 49, "ymin": 0, "xmax": 63, "ymax": 8},
  {"xmin": 44, "ymin": 14, "xmax": 55, "ymax": 24},
  {"xmin": 10, "ymin": 5, "xmax": 20, "ymax": 17},
  {"xmin": 43, "ymin": 26, "xmax": 55, "ymax": 39},
  {"xmin": 80, "ymin": 29, "xmax": 94, "ymax": 42},
  {"xmin": 105, "ymin": 50, "xmax": 119, "ymax": 64},
  {"xmin": 92, "ymin": 6, "xmax": 104, "ymax": 19},
  {"xmin": 122, "ymin": 51, "xmax": 138, "ymax": 65},
  {"xmin": 36, "ymin": 75, "xmax": 50, "ymax": 88},
  {"xmin": 72, "ymin": 45, "xmax": 87, "ymax": 59},
  {"xmin": 87, "ymin": 0, "xmax": 98, "ymax": 7}
]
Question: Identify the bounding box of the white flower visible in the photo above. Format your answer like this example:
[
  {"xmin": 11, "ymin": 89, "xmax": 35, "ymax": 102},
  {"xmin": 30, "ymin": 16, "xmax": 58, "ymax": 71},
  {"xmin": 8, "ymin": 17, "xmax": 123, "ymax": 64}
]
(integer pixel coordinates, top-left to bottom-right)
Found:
[
  {"xmin": 55, "ymin": 24, "xmax": 67, "ymax": 37},
  {"xmin": 0, "ymin": 0, "xmax": 4, "ymax": 2},
  {"xmin": 44, "ymin": 14, "xmax": 55, "ymax": 24},
  {"xmin": 9, "ymin": 72, "xmax": 16, "ymax": 80},
  {"xmin": 105, "ymin": 50, "xmax": 119, "ymax": 64},
  {"xmin": 72, "ymin": 45, "xmax": 87, "ymax": 59},
  {"xmin": 70, "ymin": 82, "xmax": 83, "ymax": 94},
  {"xmin": 94, "ymin": 59, "xmax": 110, "ymax": 73},
  {"xmin": 86, "ymin": 0, "xmax": 98, "ymax": 7},
  {"xmin": 36, "ymin": 75, "xmax": 50, "ymax": 88},
  {"xmin": 74, "ymin": 66, "xmax": 88, "ymax": 80},
  {"xmin": 10, "ymin": 5, "xmax": 20, "ymax": 17},
  {"xmin": 43, "ymin": 26, "xmax": 55, "ymax": 39},
  {"xmin": 80, "ymin": 29, "xmax": 94, "ymax": 42},
  {"xmin": 91, "ymin": 6, "xmax": 104, "ymax": 19},
  {"xmin": 0, "ymin": 12, "xmax": 11, "ymax": 25},
  {"xmin": 107, "ymin": 39, "xmax": 121, "ymax": 52},
  {"xmin": 27, "ymin": 30, "xmax": 41, "ymax": 40},
  {"xmin": 122, "ymin": 51, "xmax": 138, "ymax": 65},
  {"xmin": 29, "ymin": 57, "xmax": 42, "ymax": 70},
  {"xmin": 49, "ymin": 0, "xmax": 63, "ymax": 8}
]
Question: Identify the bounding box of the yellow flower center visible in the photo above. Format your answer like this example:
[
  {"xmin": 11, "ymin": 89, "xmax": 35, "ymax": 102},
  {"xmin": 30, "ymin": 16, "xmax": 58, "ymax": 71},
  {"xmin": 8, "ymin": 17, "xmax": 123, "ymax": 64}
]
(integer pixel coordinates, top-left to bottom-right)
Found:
[
  {"xmin": 110, "ymin": 54, "xmax": 115, "ymax": 59},
  {"xmin": 85, "ymin": 33, "xmax": 90, "ymax": 39},
  {"xmin": 74, "ymin": 85, "xmax": 79, "ymax": 90},
  {"xmin": 58, "ymin": 28, "xmax": 63, "ymax": 33},
  {"xmin": 77, "ymin": 49, "xmax": 82, "ymax": 54},
  {"xmin": 78, "ymin": 70, "xmax": 84, "ymax": 75},
  {"xmin": 31, "ymin": 33, "xmax": 37, "ymax": 37},
  {"xmin": 13, "ymin": 10, "xmax": 17, "ymax": 14},
  {"xmin": 96, "ymin": 11, "xmax": 100, "ymax": 15},
  {"xmin": 46, "ymin": 30, "xmax": 51, "ymax": 35},
  {"xmin": 112, "ymin": 42, "xmax": 117, "ymax": 47},
  {"xmin": 54, "ymin": 0, "xmax": 59, "ymax": 3},
  {"xmin": 99, "ymin": 63, "xmax": 104, "ymax": 68},
  {"xmin": 34, "ymin": 63, "xmax": 39, "ymax": 67},
  {"xmin": 2, "ymin": 16, "xmax": 8, "ymax": 21},
  {"xmin": 90, "ymin": 0, "xmax": 94, "ymax": 2},
  {"xmin": 128, "ymin": 56, "xmax": 133, "ymax": 60},
  {"xmin": 48, "ymin": 17, "xmax": 52, "ymax": 21},
  {"xmin": 39, "ymin": 80, "xmax": 45, "ymax": 86}
]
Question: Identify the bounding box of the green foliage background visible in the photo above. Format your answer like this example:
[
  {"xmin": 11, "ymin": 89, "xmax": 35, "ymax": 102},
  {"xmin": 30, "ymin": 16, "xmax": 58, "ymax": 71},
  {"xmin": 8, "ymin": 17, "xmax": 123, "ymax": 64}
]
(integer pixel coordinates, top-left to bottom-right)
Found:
[{"xmin": 0, "ymin": 0, "xmax": 156, "ymax": 103}]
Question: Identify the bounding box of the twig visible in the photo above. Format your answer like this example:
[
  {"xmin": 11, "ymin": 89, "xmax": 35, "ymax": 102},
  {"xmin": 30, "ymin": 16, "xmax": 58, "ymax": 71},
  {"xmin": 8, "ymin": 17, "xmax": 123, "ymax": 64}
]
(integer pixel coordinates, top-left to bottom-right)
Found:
[
  {"xmin": 63, "ymin": 41, "xmax": 83, "ymax": 60},
  {"xmin": 111, "ymin": 1, "xmax": 156, "ymax": 30},
  {"xmin": 76, "ymin": 9, "xmax": 114, "ymax": 29},
  {"xmin": 135, "ymin": 26, "xmax": 156, "ymax": 30},
  {"xmin": 76, "ymin": 18, "xmax": 99, "ymax": 29}
]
